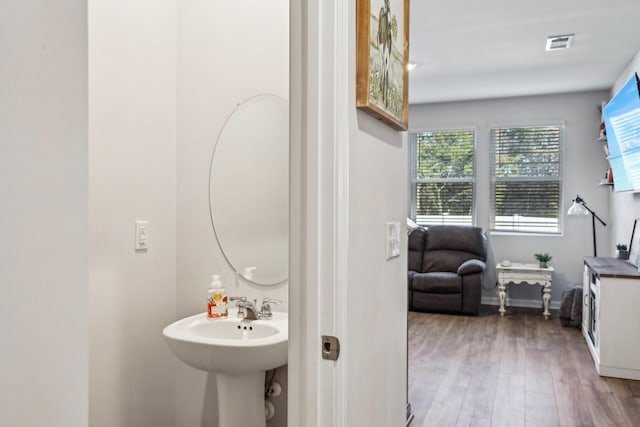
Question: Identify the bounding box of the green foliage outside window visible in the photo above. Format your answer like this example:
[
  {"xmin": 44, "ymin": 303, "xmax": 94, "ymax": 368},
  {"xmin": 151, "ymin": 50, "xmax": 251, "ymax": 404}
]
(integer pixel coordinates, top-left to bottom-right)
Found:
[
  {"xmin": 491, "ymin": 126, "xmax": 561, "ymax": 233},
  {"xmin": 414, "ymin": 131, "xmax": 474, "ymax": 223},
  {"xmin": 411, "ymin": 126, "xmax": 562, "ymax": 232}
]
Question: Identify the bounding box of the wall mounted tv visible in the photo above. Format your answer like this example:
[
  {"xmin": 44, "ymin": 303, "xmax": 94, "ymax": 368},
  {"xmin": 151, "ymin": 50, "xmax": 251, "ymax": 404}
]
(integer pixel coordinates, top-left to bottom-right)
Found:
[{"xmin": 603, "ymin": 72, "xmax": 640, "ymax": 192}]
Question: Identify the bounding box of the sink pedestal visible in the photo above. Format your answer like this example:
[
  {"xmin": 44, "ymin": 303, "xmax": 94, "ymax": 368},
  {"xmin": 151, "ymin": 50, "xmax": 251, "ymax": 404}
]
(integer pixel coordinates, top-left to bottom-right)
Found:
[
  {"xmin": 216, "ymin": 371, "xmax": 266, "ymax": 427},
  {"xmin": 162, "ymin": 312, "xmax": 287, "ymax": 427}
]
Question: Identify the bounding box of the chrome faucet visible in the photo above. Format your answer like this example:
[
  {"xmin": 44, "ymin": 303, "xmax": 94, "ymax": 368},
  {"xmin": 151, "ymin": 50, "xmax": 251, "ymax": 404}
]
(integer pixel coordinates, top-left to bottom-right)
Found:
[
  {"xmin": 229, "ymin": 296, "xmax": 257, "ymax": 320},
  {"xmin": 237, "ymin": 299, "xmax": 259, "ymax": 320},
  {"xmin": 229, "ymin": 297, "xmax": 282, "ymax": 320}
]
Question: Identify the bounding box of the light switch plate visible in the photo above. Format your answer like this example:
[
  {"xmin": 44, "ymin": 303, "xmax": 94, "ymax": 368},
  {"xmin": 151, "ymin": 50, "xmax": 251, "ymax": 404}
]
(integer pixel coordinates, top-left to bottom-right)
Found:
[{"xmin": 386, "ymin": 222, "xmax": 401, "ymax": 259}]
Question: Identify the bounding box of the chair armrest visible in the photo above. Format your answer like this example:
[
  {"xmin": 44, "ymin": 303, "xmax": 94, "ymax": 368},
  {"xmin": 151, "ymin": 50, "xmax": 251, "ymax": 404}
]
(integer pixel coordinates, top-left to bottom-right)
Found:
[
  {"xmin": 457, "ymin": 259, "xmax": 486, "ymax": 276},
  {"xmin": 408, "ymin": 271, "xmax": 416, "ymax": 289}
]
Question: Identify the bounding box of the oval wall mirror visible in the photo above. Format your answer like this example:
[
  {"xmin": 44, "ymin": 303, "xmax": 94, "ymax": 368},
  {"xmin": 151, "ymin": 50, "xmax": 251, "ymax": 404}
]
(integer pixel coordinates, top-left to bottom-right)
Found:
[{"xmin": 209, "ymin": 94, "xmax": 289, "ymax": 285}]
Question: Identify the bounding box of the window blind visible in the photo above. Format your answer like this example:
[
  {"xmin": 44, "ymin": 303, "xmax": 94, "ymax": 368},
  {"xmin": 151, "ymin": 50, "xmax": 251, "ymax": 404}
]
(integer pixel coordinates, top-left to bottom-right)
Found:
[
  {"xmin": 410, "ymin": 130, "xmax": 475, "ymax": 226},
  {"xmin": 490, "ymin": 126, "xmax": 562, "ymax": 233}
]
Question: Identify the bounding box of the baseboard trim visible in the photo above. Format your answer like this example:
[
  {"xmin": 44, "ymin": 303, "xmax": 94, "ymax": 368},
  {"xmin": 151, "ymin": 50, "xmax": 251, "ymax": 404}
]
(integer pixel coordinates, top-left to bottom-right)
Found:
[{"xmin": 481, "ymin": 296, "xmax": 560, "ymax": 310}]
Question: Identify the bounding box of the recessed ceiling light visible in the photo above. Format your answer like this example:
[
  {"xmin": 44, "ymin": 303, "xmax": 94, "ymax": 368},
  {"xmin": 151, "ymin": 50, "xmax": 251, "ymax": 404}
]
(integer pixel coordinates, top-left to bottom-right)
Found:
[
  {"xmin": 407, "ymin": 62, "xmax": 417, "ymax": 71},
  {"xmin": 545, "ymin": 34, "xmax": 574, "ymax": 51}
]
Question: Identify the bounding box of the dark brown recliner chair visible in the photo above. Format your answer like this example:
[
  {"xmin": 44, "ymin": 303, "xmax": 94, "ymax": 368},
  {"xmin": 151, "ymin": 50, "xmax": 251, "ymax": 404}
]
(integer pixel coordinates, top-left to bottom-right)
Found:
[{"xmin": 408, "ymin": 225, "xmax": 487, "ymax": 315}]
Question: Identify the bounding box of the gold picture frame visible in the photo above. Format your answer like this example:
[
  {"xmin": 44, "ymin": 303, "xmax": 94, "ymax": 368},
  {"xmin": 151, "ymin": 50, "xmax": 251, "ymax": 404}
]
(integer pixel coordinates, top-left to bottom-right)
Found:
[{"xmin": 356, "ymin": 0, "xmax": 410, "ymax": 131}]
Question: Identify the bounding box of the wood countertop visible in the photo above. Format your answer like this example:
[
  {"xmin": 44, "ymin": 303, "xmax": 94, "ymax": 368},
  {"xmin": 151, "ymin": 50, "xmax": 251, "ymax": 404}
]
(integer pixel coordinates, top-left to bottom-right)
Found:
[{"xmin": 584, "ymin": 256, "xmax": 640, "ymax": 279}]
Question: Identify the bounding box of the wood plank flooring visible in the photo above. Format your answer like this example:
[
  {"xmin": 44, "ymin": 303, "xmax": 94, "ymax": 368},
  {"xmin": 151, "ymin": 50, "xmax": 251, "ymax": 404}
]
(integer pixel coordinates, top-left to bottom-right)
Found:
[{"xmin": 408, "ymin": 306, "xmax": 640, "ymax": 427}]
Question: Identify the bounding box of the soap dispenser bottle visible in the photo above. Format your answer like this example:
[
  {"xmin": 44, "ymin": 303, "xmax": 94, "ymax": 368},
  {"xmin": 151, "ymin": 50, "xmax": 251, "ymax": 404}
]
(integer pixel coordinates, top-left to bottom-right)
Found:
[{"xmin": 207, "ymin": 274, "xmax": 228, "ymax": 319}]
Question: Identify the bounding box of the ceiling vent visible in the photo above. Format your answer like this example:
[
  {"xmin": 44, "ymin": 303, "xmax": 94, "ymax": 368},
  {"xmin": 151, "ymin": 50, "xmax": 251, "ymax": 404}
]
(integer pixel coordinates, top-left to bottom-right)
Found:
[{"xmin": 545, "ymin": 34, "xmax": 574, "ymax": 51}]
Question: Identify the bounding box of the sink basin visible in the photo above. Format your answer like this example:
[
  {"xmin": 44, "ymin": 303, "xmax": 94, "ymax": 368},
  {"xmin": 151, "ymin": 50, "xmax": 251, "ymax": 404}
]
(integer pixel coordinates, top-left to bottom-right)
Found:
[
  {"xmin": 162, "ymin": 311, "xmax": 287, "ymax": 374},
  {"xmin": 163, "ymin": 311, "xmax": 288, "ymax": 427}
]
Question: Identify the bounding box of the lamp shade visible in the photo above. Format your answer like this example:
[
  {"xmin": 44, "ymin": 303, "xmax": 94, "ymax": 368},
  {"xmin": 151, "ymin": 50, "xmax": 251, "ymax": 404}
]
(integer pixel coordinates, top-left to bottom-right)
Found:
[{"xmin": 567, "ymin": 200, "xmax": 589, "ymax": 216}]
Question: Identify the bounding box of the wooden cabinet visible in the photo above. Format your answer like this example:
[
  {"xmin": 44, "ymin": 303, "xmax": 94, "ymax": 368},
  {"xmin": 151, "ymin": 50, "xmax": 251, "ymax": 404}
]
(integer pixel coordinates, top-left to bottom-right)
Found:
[{"xmin": 582, "ymin": 257, "xmax": 640, "ymax": 380}]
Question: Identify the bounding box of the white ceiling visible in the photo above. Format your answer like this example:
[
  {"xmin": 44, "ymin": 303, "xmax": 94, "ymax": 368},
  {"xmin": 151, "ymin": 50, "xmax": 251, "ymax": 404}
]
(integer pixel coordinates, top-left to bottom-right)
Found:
[{"xmin": 408, "ymin": 0, "xmax": 640, "ymax": 104}]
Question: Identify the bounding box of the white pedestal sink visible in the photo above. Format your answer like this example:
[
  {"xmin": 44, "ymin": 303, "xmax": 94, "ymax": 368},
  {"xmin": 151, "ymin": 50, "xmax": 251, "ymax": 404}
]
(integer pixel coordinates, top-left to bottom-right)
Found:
[{"xmin": 163, "ymin": 312, "xmax": 287, "ymax": 427}]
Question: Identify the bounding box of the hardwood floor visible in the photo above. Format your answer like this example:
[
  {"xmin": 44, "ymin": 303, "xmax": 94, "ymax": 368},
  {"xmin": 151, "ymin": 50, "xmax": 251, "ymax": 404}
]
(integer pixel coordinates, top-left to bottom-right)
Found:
[{"xmin": 408, "ymin": 306, "xmax": 640, "ymax": 427}]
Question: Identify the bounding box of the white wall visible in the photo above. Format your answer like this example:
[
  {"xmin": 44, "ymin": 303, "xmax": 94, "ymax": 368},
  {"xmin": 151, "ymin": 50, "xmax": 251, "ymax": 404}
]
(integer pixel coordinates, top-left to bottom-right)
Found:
[
  {"xmin": 347, "ymin": 119, "xmax": 408, "ymax": 424},
  {"xmin": 0, "ymin": 1, "xmax": 88, "ymax": 426},
  {"xmin": 88, "ymin": 1, "xmax": 177, "ymax": 426},
  {"xmin": 410, "ymin": 91, "xmax": 612, "ymax": 305},
  {"xmin": 176, "ymin": 1, "xmax": 289, "ymax": 425},
  {"xmin": 348, "ymin": 7, "xmax": 409, "ymax": 422},
  {"xmin": 609, "ymin": 50, "xmax": 640, "ymax": 254}
]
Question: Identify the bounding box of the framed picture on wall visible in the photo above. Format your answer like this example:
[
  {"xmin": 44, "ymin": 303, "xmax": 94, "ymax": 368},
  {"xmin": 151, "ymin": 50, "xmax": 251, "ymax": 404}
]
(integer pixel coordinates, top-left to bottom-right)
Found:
[
  {"xmin": 628, "ymin": 219, "xmax": 640, "ymax": 267},
  {"xmin": 356, "ymin": 0, "xmax": 409, "ymax": 131}
]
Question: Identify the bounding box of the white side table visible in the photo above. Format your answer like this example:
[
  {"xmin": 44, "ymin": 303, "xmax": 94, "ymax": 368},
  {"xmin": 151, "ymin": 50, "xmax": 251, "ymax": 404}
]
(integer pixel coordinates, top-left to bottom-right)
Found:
[{"xmin": 496, "ymin": 262, "xmax": 554, "ymax": 319}]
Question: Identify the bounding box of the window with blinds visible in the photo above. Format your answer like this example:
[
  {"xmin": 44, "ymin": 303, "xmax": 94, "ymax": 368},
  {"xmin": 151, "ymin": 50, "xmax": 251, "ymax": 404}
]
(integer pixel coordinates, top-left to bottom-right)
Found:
[
  {"xmin": 490, "ymin": 125, "xmax": 562, "ymax": 233},
  {"xmin": 410, "ymin": 130, "xmax": 475, "ymax": 226}
]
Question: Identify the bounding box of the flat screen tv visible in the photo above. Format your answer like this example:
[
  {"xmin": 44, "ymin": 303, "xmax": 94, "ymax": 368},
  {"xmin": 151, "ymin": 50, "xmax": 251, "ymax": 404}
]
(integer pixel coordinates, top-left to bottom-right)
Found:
[{"xmin": 603, "ymin": 72, "xmax": 640, "ymax": 192}]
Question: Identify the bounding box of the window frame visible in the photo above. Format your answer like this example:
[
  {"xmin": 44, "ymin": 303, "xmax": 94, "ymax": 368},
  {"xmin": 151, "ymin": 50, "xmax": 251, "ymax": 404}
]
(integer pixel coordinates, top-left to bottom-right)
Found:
[
  {"xmin": 488, "ymin": 122, "xmax": 565, "ymax": 236},
  {"xmin": 409, "ymin": 128, "xmax": 477, "ymax": 227}
]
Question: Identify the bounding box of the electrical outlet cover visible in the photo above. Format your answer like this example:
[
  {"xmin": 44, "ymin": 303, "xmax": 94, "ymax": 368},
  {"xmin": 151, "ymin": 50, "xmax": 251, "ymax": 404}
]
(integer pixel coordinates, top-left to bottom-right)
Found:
[{"xmin": 135, "ymin": 220, "xmax": 149, "ymax": 251}]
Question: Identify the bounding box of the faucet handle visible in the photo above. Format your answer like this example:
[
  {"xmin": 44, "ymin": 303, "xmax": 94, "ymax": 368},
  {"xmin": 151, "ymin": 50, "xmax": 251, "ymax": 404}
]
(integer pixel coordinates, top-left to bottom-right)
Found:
[{"xmin": 260, "ymin": 298, "xmax": 282, "ymax": 318}]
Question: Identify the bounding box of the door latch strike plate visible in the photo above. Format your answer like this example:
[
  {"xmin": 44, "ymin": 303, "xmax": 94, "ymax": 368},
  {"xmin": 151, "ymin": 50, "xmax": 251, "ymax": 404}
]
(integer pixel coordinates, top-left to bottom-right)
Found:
[{"xmin": 321, "ymin": 335, "xmax": 340, "ymax": 361}]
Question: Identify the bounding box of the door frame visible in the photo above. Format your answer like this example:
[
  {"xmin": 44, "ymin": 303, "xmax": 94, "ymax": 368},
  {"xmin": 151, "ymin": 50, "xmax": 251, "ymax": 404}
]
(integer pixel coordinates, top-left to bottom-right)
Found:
[{"xmin": 288, "ymin": 0, "xmax": 350, "ymax": 425}]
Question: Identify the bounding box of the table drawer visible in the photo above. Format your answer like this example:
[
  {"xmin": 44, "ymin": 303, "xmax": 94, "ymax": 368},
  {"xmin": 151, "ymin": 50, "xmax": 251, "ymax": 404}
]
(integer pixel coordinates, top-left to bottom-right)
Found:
[{"xmin": 498, "ymin": 272, "xmax": 552, "ymax": 282}]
